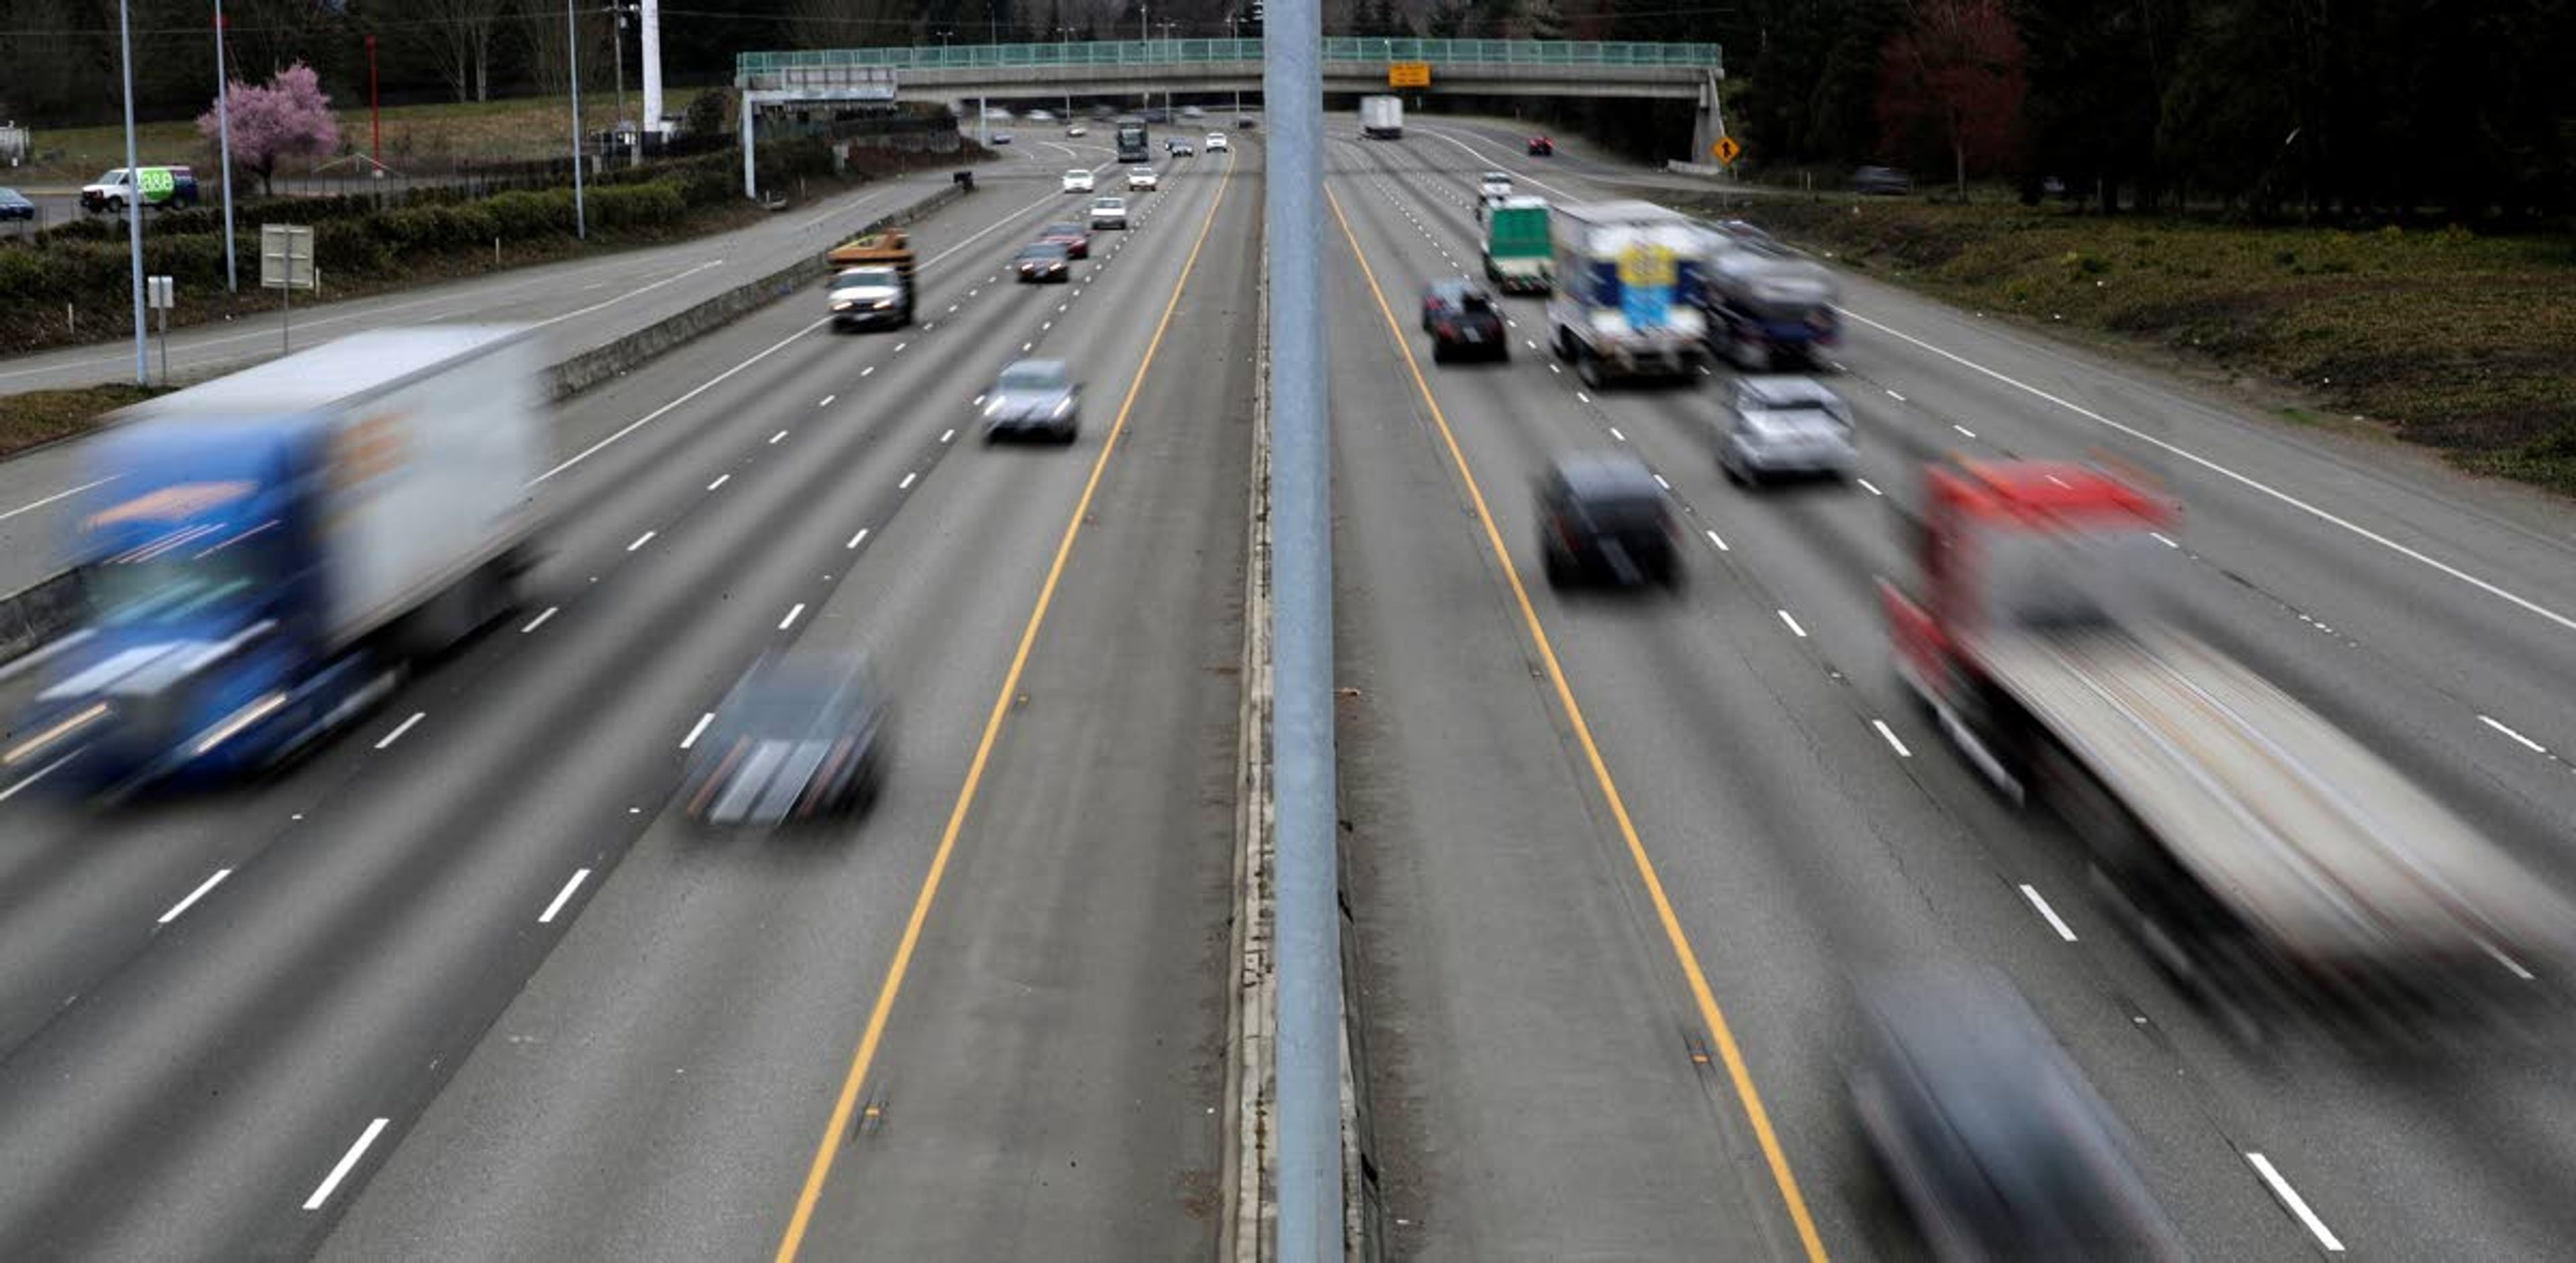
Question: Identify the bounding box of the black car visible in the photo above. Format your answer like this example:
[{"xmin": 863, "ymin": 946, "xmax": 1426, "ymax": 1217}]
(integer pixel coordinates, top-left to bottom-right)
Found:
[
  {"xmin": 1537, "ymin": 452, "xmax": 1680, "ymax": 589},
  {"xmin": 678, "ymin": 655, "xmax": 892, "ymax": 829},
  {"xmin": 1849, "ymin": 969, "xmax": 2184, "ymax": 1260},
  {"xmin": 1419, "ymin": 279, "xmax": 1507, "ymax": 364},
  {"xmin": 0, "ymin": 188, "xmax": 33, "ymax": 221},
  {"xmin": 1014, "ymin": 240, "xmax": 1072, "ymax": 283}
]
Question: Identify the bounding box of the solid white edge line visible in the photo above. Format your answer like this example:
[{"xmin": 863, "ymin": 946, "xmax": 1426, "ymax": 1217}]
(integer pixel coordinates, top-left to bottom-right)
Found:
[
  {"xmin": 779, "ymin": 603, "xmax": 806, "ymax": 631},
  {"xmin": 2479, "ymin": 714, "xmax": 2549, "ymax": 754},
  {"xmin": 302, "ymin": 1118, "xmax": 392, "ymax": 1210},
  {"xmin": 156, "ymin": 868, "xmax": 233, "ymax": 924},
  {"xmin": 538, "ymin": 868, "xmax": 592, "ymax": 925},
  {"xmin": 626, "ymin": 530, "xmax": 655, "ymax": 552},
  {"xmin": 1836, "ymin": 305, "xmax": 2576, "ymax": 638},
  {"xmin": 2018, "ymin": 883, "xmax": 2078, "ymax": 942},
  {"xmin": 519, "ymin": 606, "xmax": 558, "ymax": 634},
  {"xmin": 2246, "ymin": 1152, "xmax": 2345, "ymax": 1252},
  {"xmin": 846, "ymin": 527, "xmax": 870, "ymax": 549},
  {"xmin": 680, "ymin": 711, "xmax": 714, "ymax": 750},
  {"xmin": 1776, "ymin": 609, "xmax": 1807, "ymax": 638},
  {"xmin": 374, "ymin": 711, "xmax": 425, "ymax": 750},
  {"xmin": 1871, "ymin": 719, "xmax": 1912, "ymax": 758}
]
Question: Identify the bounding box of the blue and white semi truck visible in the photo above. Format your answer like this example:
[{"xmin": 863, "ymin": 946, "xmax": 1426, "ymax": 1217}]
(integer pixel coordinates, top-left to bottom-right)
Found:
[
  {"xmin": 1545, "ymin": 201, "xmax": 1709, "ymax": 389},
  {"xmin": 6, "ymin": 326, "xmax": 544, "ymax": 793}
]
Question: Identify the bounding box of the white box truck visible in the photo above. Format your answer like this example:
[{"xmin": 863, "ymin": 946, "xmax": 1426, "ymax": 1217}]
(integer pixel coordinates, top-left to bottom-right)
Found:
[{"xmin": 1360, "ymin": 95, "xmax": 1404, "ymax": 140}]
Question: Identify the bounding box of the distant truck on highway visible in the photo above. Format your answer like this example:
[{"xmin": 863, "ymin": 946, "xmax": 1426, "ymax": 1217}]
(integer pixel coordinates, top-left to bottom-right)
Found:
[
  {"xmin": 9, "ymin": 327, "xmax": 544, "ymax": 793},
  {"xmin": 1480, "ymin": 197, "xmax": 1553, "ymax": 295},
  {"xmin": 1115, "ymin": 117, "xmax": 1150, "ymax": 163},
  {"xmin": 80, "ymin": 165, "xmax": 198, "ymax": 213},
  {"xmin": 1359, "ymin": 95, "xmax": 1404, "ymax": 140},
  {"xmin": 1882, "ymin": 460, "xmax": 2572, "ymax": 1036},
  {"xmin": 824, "ymin": 227, "xmax": 916, "ymax": 330},
  {"xmin": 1695, "ymin": 232, "xmax": 1839, "ymax": 370},
  {"xmin": 1545, "ymin": 201, "xmax": 1707, "ymax": 387}
]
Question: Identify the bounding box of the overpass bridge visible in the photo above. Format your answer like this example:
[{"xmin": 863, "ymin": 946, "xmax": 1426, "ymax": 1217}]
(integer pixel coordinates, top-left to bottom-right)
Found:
[{"xmin": 733, "ymin": 38, "xmax": 1728, "ymax": 191}]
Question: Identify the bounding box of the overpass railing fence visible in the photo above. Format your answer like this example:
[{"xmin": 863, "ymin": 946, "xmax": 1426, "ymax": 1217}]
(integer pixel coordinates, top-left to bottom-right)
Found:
[{"xmin": 739, "ymin": 38, "xmax": 1721, "ymax": 84}]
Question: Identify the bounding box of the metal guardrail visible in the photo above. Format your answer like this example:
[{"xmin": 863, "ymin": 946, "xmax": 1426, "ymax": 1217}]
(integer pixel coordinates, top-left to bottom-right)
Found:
[{"xmin": 739, "ymin": 37, "xmax": 1721, "ymax": 81}]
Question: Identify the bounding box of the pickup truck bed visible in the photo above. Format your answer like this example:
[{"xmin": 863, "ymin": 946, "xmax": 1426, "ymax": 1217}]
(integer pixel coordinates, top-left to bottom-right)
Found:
[{"xmin": 1979, "ymin": 625, "xmax": 2559, "ymax": 966}]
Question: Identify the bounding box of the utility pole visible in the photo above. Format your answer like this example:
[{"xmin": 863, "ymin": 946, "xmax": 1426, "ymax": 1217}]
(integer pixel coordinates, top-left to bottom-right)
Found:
[
  {"xmin": 367, "ymin": 34, "xmax": 380, "ymax": 170},
  {"xmin": 613, "ymin": 1, "xmax": 628, "ymax": 139},
  {"xmin": 215, "ymin": 0, "xmax": 237, "ymax": 291},
  {"xmin": 117, "ymin": 0, "xmax": 147, "ymax": 385}
]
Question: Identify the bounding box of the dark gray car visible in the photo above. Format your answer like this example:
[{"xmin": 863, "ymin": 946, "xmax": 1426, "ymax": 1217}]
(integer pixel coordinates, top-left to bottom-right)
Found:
[
  {"xmin": 1538, "ymin": 452, "xmax": 1680, "ymax": 590},
  {"xmin": 679, "ymin": 655, "xmax": 892, "ymax": 829},
  {"xmin": 983, "ymin": 358, "xmax": 1081, "ymax": 443}
]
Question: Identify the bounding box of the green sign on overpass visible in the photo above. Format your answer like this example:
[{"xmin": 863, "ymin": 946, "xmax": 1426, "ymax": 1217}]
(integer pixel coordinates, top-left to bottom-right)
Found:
[{"xmin": 738, "ymin": 37, "xmax": 1723, "ymax": 82}]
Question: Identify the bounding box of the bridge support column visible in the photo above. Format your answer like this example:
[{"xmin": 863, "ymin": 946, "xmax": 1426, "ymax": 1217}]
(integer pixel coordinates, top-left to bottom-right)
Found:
[{"xmin": 1688, "ymin": 70, "xmax": 1725, "ymax": 166}]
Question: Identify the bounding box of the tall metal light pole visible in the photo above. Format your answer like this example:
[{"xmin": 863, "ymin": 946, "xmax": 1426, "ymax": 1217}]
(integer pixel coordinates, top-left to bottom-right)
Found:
[
  {"xmin": 1057, "ymin": 26, "xmax": 1073, "ymax": 121},
  {"xmin": 215, "ymin": 0, "xmax": 237, "ymax": 291},
  {"xmin": 1267, "ymin": 0, "xmax": 1338, "ymax": 1253},
  {"xmin": 117, "ymin": 0, "xmax": 148, "ymax": 385},
  {"xmin": 567, "ymin": 0, "xmax": 587, "ymax": 238}
]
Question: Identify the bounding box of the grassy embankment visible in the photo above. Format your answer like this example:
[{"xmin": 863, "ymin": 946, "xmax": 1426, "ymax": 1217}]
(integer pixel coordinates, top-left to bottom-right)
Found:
[
  {"xmin": 8, "ymin": 89, "xmax": 714, "ymax": 187},
  {"xmin": 1723, "ymin": 198, "xmax": 2576, "ymax": 497},
  {"xmin": 0, "ymin": 385, "xmax": 170, "ymax": 456}
]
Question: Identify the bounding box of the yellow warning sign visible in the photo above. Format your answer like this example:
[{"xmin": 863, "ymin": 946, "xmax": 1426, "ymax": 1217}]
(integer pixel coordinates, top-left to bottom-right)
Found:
[
  {"xmin": 1711, "ymin": 135, "xmax": 1742, "ymax": 165},
  {"xmin": 1389, "ymin": 62, "xmax": 1432, "ymax": 88}
]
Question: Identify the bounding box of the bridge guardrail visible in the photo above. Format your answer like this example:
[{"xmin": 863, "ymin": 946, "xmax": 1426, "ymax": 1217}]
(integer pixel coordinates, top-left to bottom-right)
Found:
[{"xmin": 739, "ymin": 38, "xmax": 1721, "ymax": 83}]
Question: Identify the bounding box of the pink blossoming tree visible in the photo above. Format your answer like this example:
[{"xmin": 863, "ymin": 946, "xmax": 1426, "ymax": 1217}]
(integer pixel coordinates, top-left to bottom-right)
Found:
[{"xmin": 197, "ymin": 62, "xmax": 341, "ymax": 197}]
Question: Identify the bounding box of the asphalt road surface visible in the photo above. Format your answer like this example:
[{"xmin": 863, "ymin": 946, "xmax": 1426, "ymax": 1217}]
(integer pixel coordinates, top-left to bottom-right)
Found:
[
  {"xmin": 1327, "ymin": 118, "xmax": 2576, "ymax": 1260},
  {"xmin": 0, "ymin": 142, "xmax": 1115, "ymax": 596},
  {"xmin": 0, "ymin": 138, "xmax": 1251, "ymax": 1260}
]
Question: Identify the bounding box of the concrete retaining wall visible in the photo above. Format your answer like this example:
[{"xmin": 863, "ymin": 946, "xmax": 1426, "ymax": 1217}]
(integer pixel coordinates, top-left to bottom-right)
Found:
[{"xmin": 0, "ymin": 178, "xmax": 975, "ymax": 667}]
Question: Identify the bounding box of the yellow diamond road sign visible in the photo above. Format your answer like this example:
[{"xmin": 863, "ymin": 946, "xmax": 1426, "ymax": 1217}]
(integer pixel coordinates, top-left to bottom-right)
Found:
[
  {"xmin": 1389, "ymin": 62, "xmax": 1431, "ymax": 88},
  {"xmin": 1712, "ymin": 135, "xmax": 1742, "ymax": 165}
]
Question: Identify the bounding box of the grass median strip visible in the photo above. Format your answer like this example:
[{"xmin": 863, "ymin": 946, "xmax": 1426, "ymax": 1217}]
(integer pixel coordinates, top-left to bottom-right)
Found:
[{"xmin": 0, "ymin": 384, "xmax": 170, "ymax": 461}]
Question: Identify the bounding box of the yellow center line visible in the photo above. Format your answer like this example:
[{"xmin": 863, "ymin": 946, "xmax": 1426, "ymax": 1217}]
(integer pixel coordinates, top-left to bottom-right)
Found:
[
  {"xmin": 771, "ymin": 150, "xmax": 1241, "ymax": 1262},
  {"xmin": 1324, "ymin": 185, "xmax": 1831, "ymax": 1263}
]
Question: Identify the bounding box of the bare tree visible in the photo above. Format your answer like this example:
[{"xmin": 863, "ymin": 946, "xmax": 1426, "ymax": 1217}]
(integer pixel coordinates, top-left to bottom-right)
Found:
[{"xmin": 409, "ymin": 0, "xmax": 505, "ymax": 103}]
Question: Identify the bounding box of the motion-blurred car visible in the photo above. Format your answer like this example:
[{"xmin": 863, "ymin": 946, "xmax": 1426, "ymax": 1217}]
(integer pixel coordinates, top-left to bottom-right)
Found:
[
  {"xmin": 1419, "ymin": 279, "xmax": 1507, "ymax": 364},
  {"xmin": 1066, "ymin": 124, "xmax": 1089, "ymax": 137},
  {"xmin": 1089, "ymin": 195, "xmax": 1128, "ymax": 230},
  {"xmin": 1013, "ymin": 241, "xmax": 1072, "ymax": 283},
  {"xmin": 1038, "ymin": 221, "xmax": 1091, "ymax": 258},
  {"xmin": 0, "ymin": 187, "xmax": 33, "ymax": 221},
  {"xmin": 1207, "ymin": 132, "xmax": 1230, "ymax": 152},
  {"xmin": 1165, "ymin": 139, "xmax": 1194, "ymax": 158},
  {"xmin": 1128, "ymin": 167, "xmax": 1160, "ymax": 191},
  {"xmin": 679, "ymin": 655, "xmax": 892, "ymax": 828},
  {"xmin": 1849, "ymin": 968, "xmax": 2185, "ymax": 1262},
  {"xmin": 1180, "ymin": 105, "xmax": 1205, "ymax": 120},
  {"xmin": 983, "ymin": 359, "xmax": 1081, "ymax": 443},
  {"xmin": 1538, "ymin": 452, "xmax": 1680, "ymax": 589},
  {"xmin": 1477, "ymin": 170, "xmax": 1515, "ymax": 199},
  {"xmin": 990, "ymin": 132, "xmax": 1014, "ymax": 145},
  {"xmin": 1719, "ymin": 376, "xmax": 1856, "ymax": 485},
  {"xmin": 1527, "ymin": 135, "xmax": 1554, "ymax": 156},
  {"xmin": 1854, "ymin": 164, "xmax": 1913, "ymax": 195},
  {"xmin": 827, "ymin": 265, "xmax": 910, "ymax": 330},
  {"xmin": 1238, "ymin": 115, "xmax": 1256, "ymax": 129},
  {"xmin": 1063, "ymin": 168, "xmax": 1094, "ymax": 193}
]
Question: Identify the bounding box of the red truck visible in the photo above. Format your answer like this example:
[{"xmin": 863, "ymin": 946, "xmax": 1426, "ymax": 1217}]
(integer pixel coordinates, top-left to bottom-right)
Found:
[{"xmin": 1882, "ymin": 459, "xmax": 2571, "ymax": 1037}]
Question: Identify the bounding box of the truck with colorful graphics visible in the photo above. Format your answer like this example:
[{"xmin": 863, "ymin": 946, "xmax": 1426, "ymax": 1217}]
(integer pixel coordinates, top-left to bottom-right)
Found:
[
  {"xmin": 1545, "ymin": 201, "xmax": 1707, "ymax": 388},
  {"xmin": 80, "ymin": 165, "xmax": 199, "ymax": 213}
]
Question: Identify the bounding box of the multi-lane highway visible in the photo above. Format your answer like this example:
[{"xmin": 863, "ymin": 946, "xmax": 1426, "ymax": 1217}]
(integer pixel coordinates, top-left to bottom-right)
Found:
[
  {"xmin": 1324, "ymin": 118, "xmax": 2576, "ymax": 1259},
  {"xmin": 0, "ymin": 138, "xmax": 1256, "ymax": 1259},
  {"xmin": 4, "ymin": 102, "xmax": 2576, "ymax": 1262}
]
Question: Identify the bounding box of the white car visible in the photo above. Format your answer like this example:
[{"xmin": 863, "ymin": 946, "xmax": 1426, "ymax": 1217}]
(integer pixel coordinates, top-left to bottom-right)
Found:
[
  {"xmin": 1207, "ymin": 132, "xmax": 1229, "ymax": 152},
  {"xmin": 1128, "ymin": 168, "xmax": 1159, "ymax": 191},
  {"xmin": 1063, "ymin": 168, "xmax": 1094, "ymax": 193},
  {"xmin": 1478, "ymin": 170, "xmax": 1514, "ymax": 199},
  {"xmin": 1720, "ymin": 376, "xmax": 1858, "ymax": 485},
  {"xmin": 1089, "ymin": 195, "xmax": 1129, "ymax": 230},
  {"xmin": 1067, "ymin": 124, "xmax": 1088, "ymax": 137}
]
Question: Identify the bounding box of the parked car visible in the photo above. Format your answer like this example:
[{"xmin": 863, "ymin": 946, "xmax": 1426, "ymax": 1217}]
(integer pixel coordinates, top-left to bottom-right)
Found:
[
  {"xmin": 1719, "ymin": 376, "xmax": 1857, "ymax": 485},
  {"xmin": 1063, "ymin": 168, "xmax": 1094, "ymax": 193},
  {"xmin": 1538, "ymin": 452, "xmax": 1680, "ymax": 590},
  {"xmin": 1419, "ymin": 279, "xmax": 1507, "ymax": 364},
  {"xmin": 0, "ymin": 187, "xmax": 34, "ymax": 221},
  {"xmin": 678, "ymin": 654, "xmax": 892, "ymax": 829},
  {"xmin": 1854, "ymin": 164, "xmax": 1913, "ymax": 195},
  {"xmin": 1527, "ymin": 135, "xmax": 1554, "ymax": 156},
  {"xmin": 1038, "ymin": 221, "xmax": 1091, "ymax": 259},
  {"xmin": 1013, "ymin": 241, "xmax": 1072, "ymax": 283},
  {"xmin": 1849, "ymin": 968, "xmax": 2185, "ymax": 1260},
  {"xmin": 984, "ymin": 359, "xmax": 1082, "ymax": 443}
]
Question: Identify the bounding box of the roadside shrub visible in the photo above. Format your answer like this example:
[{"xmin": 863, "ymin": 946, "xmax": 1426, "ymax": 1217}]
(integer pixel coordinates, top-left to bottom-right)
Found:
[
  {"xmin": 590, "ymin": 181, "xmax": 685, "ymax": 229},
  {"xmin": 483, "ymin": 188, "xmax": 574, "ymax": 238}
]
